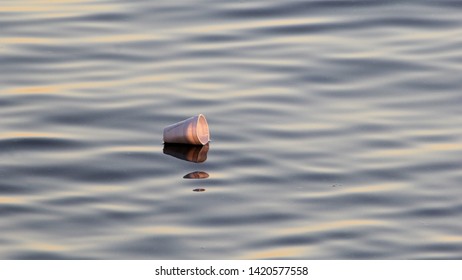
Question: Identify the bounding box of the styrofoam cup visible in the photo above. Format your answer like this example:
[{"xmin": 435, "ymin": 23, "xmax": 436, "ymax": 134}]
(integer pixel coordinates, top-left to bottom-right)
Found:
[{"xmin": 163, "ymin": 114, "xmax": 210, "ymax": 145}]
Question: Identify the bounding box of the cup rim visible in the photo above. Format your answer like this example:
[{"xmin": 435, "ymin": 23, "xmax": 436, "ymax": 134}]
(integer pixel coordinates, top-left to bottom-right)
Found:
[{"xmin": 195, "ymin": 114, "xmax": 210, "ymax": 145}]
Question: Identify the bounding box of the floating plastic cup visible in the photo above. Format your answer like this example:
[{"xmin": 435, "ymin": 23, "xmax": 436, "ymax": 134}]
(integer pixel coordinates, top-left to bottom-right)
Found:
[
  {"xmin": 163, "ymin": 143, "xmax": 209, "ymax": 163},
  {"xmin": 163, "ymin": 114, "xmax": 210, "ymax": 145}
]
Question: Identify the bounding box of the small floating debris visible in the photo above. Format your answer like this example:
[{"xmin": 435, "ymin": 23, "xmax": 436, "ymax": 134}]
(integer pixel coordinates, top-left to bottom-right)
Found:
[
  {"xmin": 193, "ymin": 188, "xmax": 206, "ymax": 192},
  {"xmin": 183, "ymin": 171, "xmax": 209, "ymax": 179},
  {"xmin": 163, "ymin": 114, "xmax": 210, "ymax": 145}
]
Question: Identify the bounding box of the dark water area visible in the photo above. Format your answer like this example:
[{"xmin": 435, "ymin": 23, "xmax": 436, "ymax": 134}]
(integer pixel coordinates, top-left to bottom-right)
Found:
[{"xmin": 1, "ymin": 0, "xmax": 462, "ymax": 259}]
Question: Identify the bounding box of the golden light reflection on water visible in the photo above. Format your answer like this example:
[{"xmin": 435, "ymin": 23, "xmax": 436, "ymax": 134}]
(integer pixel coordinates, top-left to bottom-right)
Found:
[
  {"xmin": 0, "ymin": 131, "xmax": 70, "ymax": 139},
  {"xmin": 300, "ymin": 183, "xmax": 407, "ymax": 200},
  {"xmin": 239, "ymin": 247, "xmax": 306, "ymax": 259},
  {"xmin": 188, "ymin": 82, "xmax": 225, "ymax": 91},
  {"xmin": 82, "ymin": 184, "xmax": 127, "ymax": 194},
  {"xmin": 10, "ymin": 86, "xmax": 61, "ymax": 95},
  {"xmin": 27, "ymin": 242, "xmax": 66, "ymax": 252},
  {"xmin": 0, "ymin": 34, "xmax": 159, "ymax": 47},
  {"xmin": 341, "ymin": 183, "xmax": 406, "ymax": 194},
  {"xmin": 0, "ymin": 196, "xmax": 23, "ymax": 204},
  {"xmin": 439, "ymin": 235, "xmax": 462, "ymax": 242},
  {"xmin": 278, "ymin": 219, "xmax": 385, "ymax": 237},
  {"xmin": 135, "ymin": 226, "xmax": 211, "ymax": 236},
  {"xmin": 369, "ymin": 141, "xmax": 462, "ymax": 157},
  {"xmin": 7, "ymin": 74, "xmax": 184, "ymax": 95},
  {"xmin": 0, "ymin": 37, "xmax": 53, "ymax": 45},
  {"xmin": 0, "ymin": 0, "xmax": 116, "ymax": 15},
  {"xmin": 85, "ymin": 34, "xmax": 162, "ymax": 44}
]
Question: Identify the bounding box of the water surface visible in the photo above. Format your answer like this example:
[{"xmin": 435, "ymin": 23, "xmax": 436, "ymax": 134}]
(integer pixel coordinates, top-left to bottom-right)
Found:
[{"xmin": 1, "ymin": 0, "xmax": 462, "ymax": 259}]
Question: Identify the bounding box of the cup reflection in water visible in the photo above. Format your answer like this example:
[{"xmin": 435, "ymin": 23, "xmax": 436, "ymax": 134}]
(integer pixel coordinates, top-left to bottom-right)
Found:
[
  {"xmin": 163, "ymin": 114, "xmax": 210, "ymax": 145},
  {"xmin": 163, "ymin": 143, "xmax": 209, "ymax": 163}
]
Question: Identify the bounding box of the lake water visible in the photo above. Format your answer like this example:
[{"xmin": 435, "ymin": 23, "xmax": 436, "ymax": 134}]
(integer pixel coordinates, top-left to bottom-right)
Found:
[{"xmin": 1, "ymin": 0, "xmax": 462, "ymax": 259}]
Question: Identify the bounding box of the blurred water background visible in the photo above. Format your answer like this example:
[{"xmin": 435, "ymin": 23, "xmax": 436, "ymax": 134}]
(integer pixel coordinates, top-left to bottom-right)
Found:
[{"xmin": 1, "ymin": 0, "xmax": 462, "ymax": 259}]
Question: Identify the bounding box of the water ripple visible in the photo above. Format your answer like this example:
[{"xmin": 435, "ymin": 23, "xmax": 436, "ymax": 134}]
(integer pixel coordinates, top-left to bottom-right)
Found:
[{"xmin": 0, "ymin": 136, "xmax": 85, "ymax": 152}]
